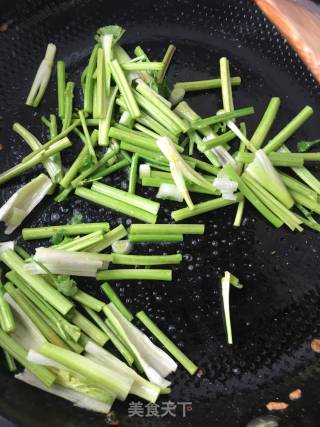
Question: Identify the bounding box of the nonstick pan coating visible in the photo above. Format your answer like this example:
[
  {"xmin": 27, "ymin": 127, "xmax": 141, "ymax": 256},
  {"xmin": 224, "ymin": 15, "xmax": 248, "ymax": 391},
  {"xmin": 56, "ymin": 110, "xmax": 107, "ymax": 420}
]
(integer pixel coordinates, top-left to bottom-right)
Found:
[{"xmin": 1, "ymin": 0, "xmax": 320, "ymax": 426}]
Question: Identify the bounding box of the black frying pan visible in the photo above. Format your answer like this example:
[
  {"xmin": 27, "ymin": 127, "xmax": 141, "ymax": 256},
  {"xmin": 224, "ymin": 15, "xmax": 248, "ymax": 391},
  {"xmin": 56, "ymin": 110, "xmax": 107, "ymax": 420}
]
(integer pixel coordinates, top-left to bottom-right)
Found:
[{"xmin": 1, "ymin": 0, "xmax": 320, "ymax": 426}]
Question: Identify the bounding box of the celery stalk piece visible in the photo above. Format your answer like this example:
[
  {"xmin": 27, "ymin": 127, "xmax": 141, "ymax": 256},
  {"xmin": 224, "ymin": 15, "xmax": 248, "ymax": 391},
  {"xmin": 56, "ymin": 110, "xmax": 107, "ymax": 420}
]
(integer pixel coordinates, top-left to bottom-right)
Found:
[
  {"xmin": 279, "ymin": 145, "xmax": 320, "ymax": 195},
  {"xmin": 134, "ymin": 123, "xmax": 161, "ymax": 139},
  {"xmin": 91, "ymin": 182, "xmax": 160, "ymax": 215},
  {"xmin": 75, "ymin": 187, "xmax": 157, "ymax": 224},
  {"xmin": 60, "ymin": 130, "xmax": 98, "ymax": 189},
  {"xmin": 233, "ymin": 200, "xmax": 245, "ymax": 227},
  {"xmin": 193, "ymin": 106, "xmax": 254, "ymax": 129},
  {"xmin": 3, "ymin": 349, "xmax": 17, "ymax": 372},
  {"xmin": 53, "ymin": 231, "xmax": 104, "ymax": 252},
  {"xmin": 280, "ymin": 172, "xmax": 318, "ymax": 200},
  {"xmin": 3, "ymin": 256, "xmax": 73, "ymax": 316},
  {"xmin": 128, "ymin": 234, "xmax": 183, "ymax": 243},
  {"xmin": 264, "ymin": 106, "xmax": 314, "ymax": 153},
  {"xmin": 139, "ymin": 164, "xmax": 151, "ymax": 178},
  {"xmin": 104, "ymin": 303, "xmax": 177, "ymax": 388},
  {"xmin": 62, "ymin": 82, "xmax": 75, "ymax": 131},
  {"xmin": 26, "ymin": 43, "xmax": 56, "ymax": 107},
  {"xmin": 111, "ymin": 253, "xmax": 182, "ymax": 266},
  {"xmin": 0, "ymin": 283, "xmax": 15, "ymax": 333},
  {"xmin": 237, "ymin": 152, "xmax": 304, "ymax": 167},
  {"xmin": 70, "ymin": 310, "xmax": 108, "ymax": 347},
  {"xmin": 0, "ymin": 174, "xmax": 52, "ymax": 234},
  {"xmin": 242, "ymin": 173, "xmax": 303, "ymax": 231},
  {"xmin": 97, "ymin": 269, "xmax": 172, "ymax": 282},
  {"xmin": 226, "ymin": 119, "xmax": 256, "ymax": 152},
  {"xmin": 156, "ymin": 183, "xmax": 184, "ymax": 202},
  {"xmin": 136, "ymin": 80, "xmax": 188, "ymax": 133},
  {"xmin": 233, "ymin": 122, "xmax": 247, "ymax": 226},
  {"xmin": 199, "ymin": 131, "xmax": 237, "ymax": 152},
  {"xmin": 220, "ymin": 57, "xmax": 234, "ymax": 114},
  {"xmin": 245, "ymin": 149, "xmax": 294, "ymax": 209},
  {"xmin": 98, "ymin": 86, "xmax": 118, "ymax": 146},
  {"xmin": 250, "ymin": 97, "xmax": 281, "ymax": 149},
  {"xmin": 291, "ymin": 191, "xmax": 320, "ymax": 215},
  {"xmin": 90, "ymin": 159, "xmax": 130, "ymax": 181},
  {"xmin": 40, "ymin": 342, "xmax": 134, "ymax": 401},
  {"xmin": 0, "ymin": 137, "xmax": 72, "ymax": 186},
  {"xmin": 128, "ymin": 154, "xmax": 139, "ymax": 194},
  {"xmin": 26, "ymin": 247, "xmax": 103, "ymax": 277},
  {"xmin": 83, "ymin": 45, "xmax": 98, "ymax": 113},
  {"xmin": 96, "ymin": 48, "xmax": 106, "ymax": 119},
  {"xmin": 221, "ymin": 271, "xmax": 233, "ymax": 345},
  {"xmin": 137, "ymin": 112, "xmax": 179, "ymax": 142},
  {"xmin": 57, "ymin": 60, "xmax": 66, "ymax": 118},
  {"xmin": 79, "ymin": 110, "xmax": 97, "ymax": 163},
  {"xmin": 101, "ymin": 283, "xmax": 133, "ymax": 322},
  {"xmin": 110, "ymin": 59, "xmax": 140, "ymax": 118},
  {"xmin": 171, "ymin": 196, "xmax": 239, "ymax": 222},
  {"xmin": 157, "ymin": 44, "xmax": 176, "ymax": 83},
  {"xmin": 13, "ymin": 123, "xmax": 63, "ymax": 183},
  {"xmin": 111, "ymin": 240, "xmax": 133, "ymax": 255},
  {"xmin": 87, "ymin": 224, "xmax": 127, "ymax": 253},
  {"xmin": 122, "ymin": 62, "xmax": 163, "ymax": 71},
  {"xmin": 129, "ymin": 224, "xmax": 205, "ymax": 235},
  {"xmin": 169, "ymin": 86, "xmax": 185, "ymax": 106},
  {"xmin": 223, "ymin": 164, "xmax": 283, "ymax": 228},
  {"xmin": 85, "ymin": 341, "xmax": 161, "ymax": 403},
  {"xmin": 136, "ymin": 311, "xmax": 198, "ymax": 375},
  {"xmin": 4, "ymin": 283, "xmax": 67, "ymax": 348},
  {"xmin": 17, "ymin": 369, "xmax": 114, "ymax": 413},
  {"xmin": 157, "ymin": 137, "xmax": 216, "ymax": 209},
  {"xmin": 22, "ymin": 222, "xmax": 109, "ymax": 240},
  {"xmin": 174, "ymin": 77, "xmax": 241, "ymax": 91},
  {"xmin": 0, "ymin": 330, "xmax": 55, "ymax": 387}
]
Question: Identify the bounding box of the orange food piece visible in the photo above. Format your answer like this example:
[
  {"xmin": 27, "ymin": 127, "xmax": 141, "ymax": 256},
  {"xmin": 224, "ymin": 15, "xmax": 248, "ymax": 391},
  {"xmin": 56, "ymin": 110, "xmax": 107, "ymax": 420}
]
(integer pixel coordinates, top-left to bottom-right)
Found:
[
  {"xmin": 289, "ymin": 388, "xmax": 302, "ymax": 400},
  {"xmin": 311, "ymin": 338, "xmax": 320, "ymax": 353},
  {"xmin": 266, "ymin": 401, "xmax": 289, "ymax": 411}
]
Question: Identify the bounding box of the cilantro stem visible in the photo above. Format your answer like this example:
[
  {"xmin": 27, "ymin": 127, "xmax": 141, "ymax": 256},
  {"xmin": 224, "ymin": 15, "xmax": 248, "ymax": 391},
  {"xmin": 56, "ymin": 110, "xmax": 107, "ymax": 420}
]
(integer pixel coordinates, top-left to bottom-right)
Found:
[
  {"xmin": 174, "ymin": 77, "xmax": 241, "ymax": 91},
  {"xmin": 157, "ymin": 44, "xmax": 176, "ymax": 83},
  {"xmin": 112, "ymin": 253, "xmax": 182, "ymax": 265},
  {"xmin": 129, "ymin": 223, "xmax": 204, "ymax": 235},
  {"xmin": 96, "ymin": 269, "xmax": 172, "ymax": 281},
  {"xmin": 57, "ymin": 60, "xmax": 66, "ymax": 118},
  {"xmin": 251, "ymin": 97, "xmax": 281, "ymax": 149},
  {"xmin": 128, "ymin": 234, "xmax": 183, "ymax": 243}
]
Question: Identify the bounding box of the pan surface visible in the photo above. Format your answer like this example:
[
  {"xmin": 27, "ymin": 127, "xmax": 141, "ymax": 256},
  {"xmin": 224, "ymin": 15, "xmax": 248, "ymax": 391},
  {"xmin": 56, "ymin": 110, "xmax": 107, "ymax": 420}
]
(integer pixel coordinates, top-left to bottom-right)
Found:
[{"xmin": 1, "ymin": 0, "xmax": 320, "ymax": 426}]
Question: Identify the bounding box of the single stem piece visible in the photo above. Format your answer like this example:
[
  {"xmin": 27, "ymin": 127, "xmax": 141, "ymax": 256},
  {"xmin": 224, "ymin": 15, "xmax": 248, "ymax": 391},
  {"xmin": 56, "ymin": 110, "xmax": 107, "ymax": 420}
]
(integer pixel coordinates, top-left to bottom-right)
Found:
[
  {"xmin": 137, "ymin": 112, "xmax": 178, "ymax": 143},
  {"xmin": 84, "ymin": 45, "xmax": 99, "ymax": 114},
  {"xmin": 237, "ymin": 152, "xmax": 304, "ymax": 167},
  {"xmin": 87, "ymin": 225, "xmax": 127, "ymax": 253},
  {"xmin": 122, "ymin": 62, "xmax": 163, "ymax": 71},
  {"xmin": 96, "ymin": 269, "xmax": 172, "ymax": 281},
  {"xmin": 250, "ymin": 97, "xmax": 281, "ymax": 149},
  {"xmin": 57, "ymin": 60, "xmax": 66, "ymax": 118},
  {"xmin": 192, "ymin": 106, "xmax": 254, "ymax": 129},
  {"xmin": 96, "ymin": 48, "xmax": 106, "ymax": 119},
  {"xmin": 101, "ymin": 283, "xmax": 133, "ymax": 322},
  {"xmin": 0, "ymin": 283, "xmax": 15, "ymax": 333},
  {"xmin": 90, "ymin": 159, "xmax": 130, "ymax": 181},
  {"xmin": 99, "ymin": 86, "xmax": 118, "ymax": 146},
  {"xmin": 22, "ymin": 222, "xmax": 109, "ymax": 240},
  {"xmin": 264, "ymin": 106, "xmax": 313, "ymax": 153},
  {"xmin": 220, "ymin": 57, "xmax": 234, "ymax": 113},
  {"xmin": 174, "ymin": 77, "xmax": 241, "ymax": 91},
  {"xmin": 70, "ymin": 310, "xmax": 108, "ymax": 347},
  {"xmin": 110, "ymin": 59, "xmax": 140, "ymax": 118},
  {"xmin": 280, "ymin": 172, "xmax": 318, "ymax": 201},
  {"xmin": 198, "ymin": 131, "xmax": 236, "ymax": 152},
  {"xmin": 129, "ymin": 224, "xmax": 205, "ymax": 235},
  {"xmin": 128, "ymin": 154, "xmax": 139, "ymax": 194},
  {"xmin": 79, "ymin": 110, "xmax": 97, "ymax": 163},
  {"xmin": 157, "ymin": 44, "xmax": 176, "ymax": 83},
  {"xmin": 136, "ymin": 310, "xmax": 198, "ymax": 375},
  {"xmin": 75, "ymin": 187, "xmax": 157, "ymax": 224},
  {"xmin": 128, "ymin": 234, "xmax": 183, "ymax": 243},
  {"xmin": 62, "ymin": 82, "xmax": 75, "ymax": 131},
  {"xmin": 291, "ymin": 190, "xmax": 320, "ymax": 215},
  {"xmin": 112, "ymin": 254, "xmax": 182, "ymax": 265}
]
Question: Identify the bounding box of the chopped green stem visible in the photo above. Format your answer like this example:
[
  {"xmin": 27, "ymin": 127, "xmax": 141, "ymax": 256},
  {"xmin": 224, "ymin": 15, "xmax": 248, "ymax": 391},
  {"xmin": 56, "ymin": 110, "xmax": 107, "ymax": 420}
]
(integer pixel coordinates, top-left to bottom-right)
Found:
[
  {"xmin": 101, "ymin": 283, "xmax": 133, "ymax": 321},
  {"xmin": 0, "ymin": 283, "xmax": 15, "ymax": 333},
  {"xmin": 90, "ymin": 159, "xmax": 130, "ymax": 181},
  {"xmin": 112, "ymin": 253, "xmax": 182, "ymax": 265},
  {"xmin": 99, "ymin": 86, "xmax": 118, "ymax": 146},
  {"xmin": 157, "ymin": 44, "xmax": 176, "ymax": 83},
  {"xmin": 128, "ymin": 154, "xmax": 139, "ymax": 194},
  {"xmin": 62, "ymin": 82, "xmax": 75, "ymax": 131},
  {"xmin": 54, "ymin": 187, "xmax": 73, "ymax": 203},
  {"xmin": 49, "ymin": 114, "xmax": 58, "ymax": 138},
  {"xmin": 280, "ymin": 172, "xmax": 318, "ymax": 201},
  {"xmin": 1, "ymin": 250, "xmax": 73, "ymax": 316},
  {"xmin": 104, "ymin": 318, "xmax": 135, "ymax": 365},
  {"xmin": 142, "ymin": 176, "xmax": 219, "ymax": 195},
  {"xmin": 122, "ymin": 62, "xmax": 163, "ymax": 71},
  {"xmin": 198, "ymin": 130, "xmax": 236, "ymax": 152},
  {"xmin": 96, "ymin": 269, "xmax": 172, "ymax": 281},
  {"xmin": 233, "ymin": 200, "xmax": 245, "ymax": 227},
  {"xmin": 136, "ymin": 310, "xmax": 198, "ymax": 375},
  {"xmin": 75, "ymin": 187, "xmax": 157, "ymax": 224},
  {"xmin": 171, "ymin": 196, "xmax": 239, "ymax": 222},
  {"xmin": 92, "ymin": 182, "xmax": 160, "ymax": 215},
  {"xmin": 237, "ymin": 152, "xmax": 304, "ymax": 167},
  {"xmin": 264, "ymin": 106, "xmax": 313, "ymax": 153},
  {"xmin": 136, "ymin": 81, "xmax": 188, "ymax": 133},
  {"xmin": 57, "ymin": 60, "xmax": 66, "ymax": 118},
  {"xmin": 134, "ymin": 124, "xmax": 160, "ymax": 139},
  {"xmin": 136, "ymin": 113, "xmax": 178, "ymax": 143},
  {"xmin": 223, "ymin": 165, "xmax": 283, "ymax": 228},
  {"xmin": 291, "ymin": 191, "xmax": 320, "ymax": 215},
  {"xmin": 72, "ymin": 289, "xmax": 105, "ymax": 312},
  {"xmin": 84, "ymin": 45, "xmax": 98, "ymax": 114},
  {"xmin": 110, "ymin": 59, "xmax": 140, "ymax": 118},
  {"xmin": 87, "ymin": 225, "xmax": 127, "ymax": 253},
  {"xmin": 54, "ymin": 230, "xmax": 104, "ymax": 251},
  {"xmin": 79, "ymin": 110, "xmax": 97, "ymax": 163},
  {"xmin": 0, "ymin": 328, "xmax": 55, "ymax": 387},
  {"xmin": 129, "ymin": 223, "xmax": 205, "ymax": 235},
  {"xmin": 22, "ymin": 223, "xmax": 109, "ymax": 240},
  {"xmin": 220, "ymin": 57, "xmax": 234, "ymax": 113},
  {"xmin": 14, "ymin": 245, "xmax": 30, "ymax": 260},
  {"xmin": 3, "ymin": 349, "xmax": 17, "ymax": 372},
  {"xmin": 128, "ymin": 234, "xmax": 183, "ymax": 243},
  {"xmin": 83, "ymin": 307, "xmax": 109, "ymax": 338},
  {"xmin": 70, "ymin": 310, "xmax": 108, "ymax": 347},
  {"xmin": 4, "ymin": 282, "xmax": 67, "ymax": 348},
  {"xmin": 71, "ymin": 147, "xmax": 118, "ymax": 188},
  {"xmin": 251, "ymin": 97, "xmax": 281, "ymax": 149},
  {"xmin": 193, "ymin": 106, "xmax": 254, "ymax": 129},
  {"xmin": 279, "ymin": 145, "xmax": 320, "ymax": 195},
  {"xmin": 174, "ymin": 77, "xmax": 241, "ymax": 91},
  {"xmin": 96, "ymin": 48, "xmax": 106, "ymax": 119}
]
